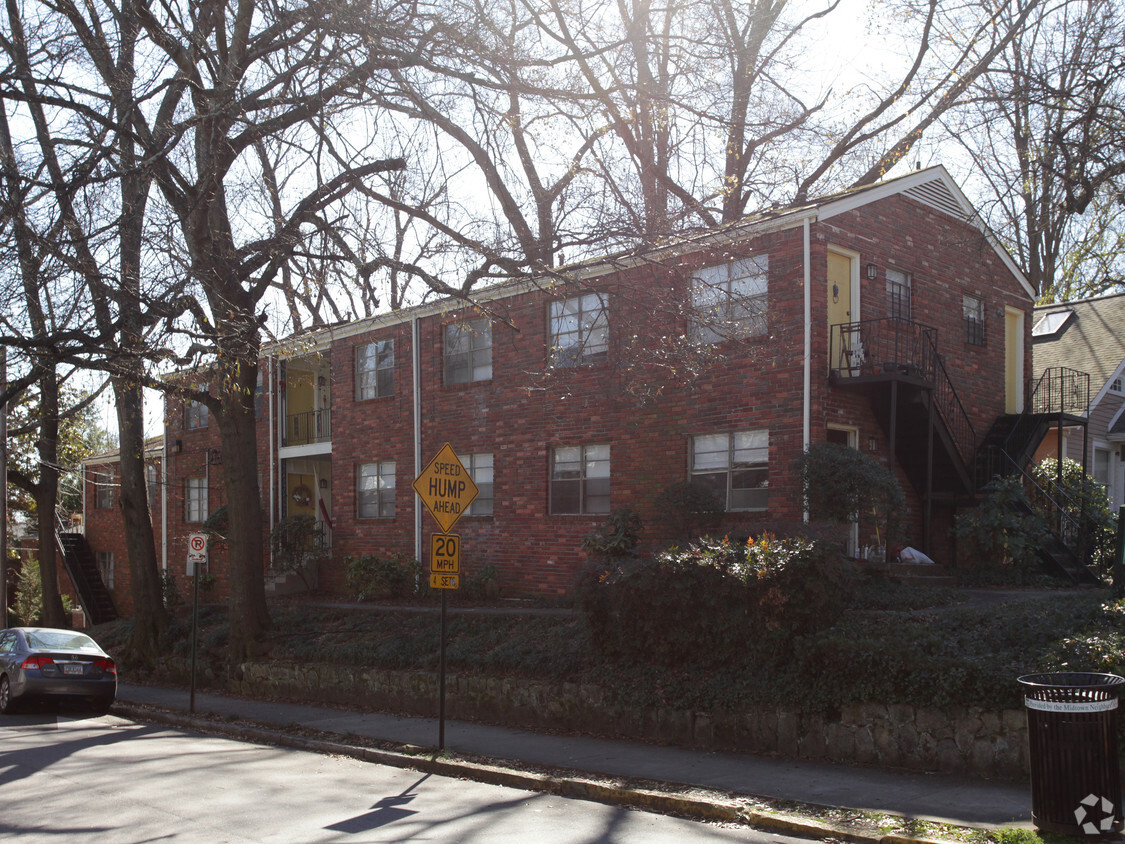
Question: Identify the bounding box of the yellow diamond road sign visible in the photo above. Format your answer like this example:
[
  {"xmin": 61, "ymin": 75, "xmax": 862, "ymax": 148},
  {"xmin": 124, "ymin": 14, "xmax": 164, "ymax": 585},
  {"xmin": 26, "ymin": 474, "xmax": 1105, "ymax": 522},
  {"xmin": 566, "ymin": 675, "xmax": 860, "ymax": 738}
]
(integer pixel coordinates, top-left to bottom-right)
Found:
[{"xmin": 413, "ymin": 443, "xmax": 479, "ymax": 533}]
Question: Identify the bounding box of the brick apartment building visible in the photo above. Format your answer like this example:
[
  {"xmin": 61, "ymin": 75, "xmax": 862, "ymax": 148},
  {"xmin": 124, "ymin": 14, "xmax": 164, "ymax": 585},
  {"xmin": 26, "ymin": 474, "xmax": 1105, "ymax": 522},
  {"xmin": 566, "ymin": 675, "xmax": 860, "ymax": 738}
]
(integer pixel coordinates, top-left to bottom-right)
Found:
[{"xmin": 78, "ymin": 165, "xmax": 1039, "ymax": 615}]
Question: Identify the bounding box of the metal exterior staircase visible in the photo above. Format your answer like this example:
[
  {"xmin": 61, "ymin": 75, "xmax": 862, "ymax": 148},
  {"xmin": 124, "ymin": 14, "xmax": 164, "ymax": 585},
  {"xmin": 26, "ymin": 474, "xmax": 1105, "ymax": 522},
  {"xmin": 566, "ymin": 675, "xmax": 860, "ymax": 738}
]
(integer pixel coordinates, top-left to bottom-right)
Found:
[{"xmin": 56, "ymin": 531, "xmax": 117, "ymax": 624}]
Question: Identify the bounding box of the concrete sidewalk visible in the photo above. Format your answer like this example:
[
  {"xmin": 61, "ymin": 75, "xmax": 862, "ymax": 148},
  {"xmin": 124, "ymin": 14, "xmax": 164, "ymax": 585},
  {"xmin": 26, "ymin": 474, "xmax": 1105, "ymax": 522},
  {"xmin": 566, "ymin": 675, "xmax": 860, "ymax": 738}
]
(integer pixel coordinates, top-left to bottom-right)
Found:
[{"xmin": 115, "ymin": 683, "xmax": 1032, "ymax": 834}]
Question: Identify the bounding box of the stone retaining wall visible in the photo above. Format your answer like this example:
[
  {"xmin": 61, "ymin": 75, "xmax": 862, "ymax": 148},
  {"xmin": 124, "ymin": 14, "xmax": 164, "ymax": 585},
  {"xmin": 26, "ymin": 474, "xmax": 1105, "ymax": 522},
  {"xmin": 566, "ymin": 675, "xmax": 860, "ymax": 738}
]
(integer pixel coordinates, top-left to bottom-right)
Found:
[{"xmin": 232, "ymin": 662, "xmax": 1029, "ymax": 778}]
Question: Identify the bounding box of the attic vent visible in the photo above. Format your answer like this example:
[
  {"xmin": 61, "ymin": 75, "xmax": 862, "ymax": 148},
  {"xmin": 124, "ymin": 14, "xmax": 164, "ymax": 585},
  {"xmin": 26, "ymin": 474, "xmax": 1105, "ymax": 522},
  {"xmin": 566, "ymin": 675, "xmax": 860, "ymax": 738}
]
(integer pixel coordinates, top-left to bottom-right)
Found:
[{"xmin": 902, "ymin": 180, "xmax": 966, "ymax": 220}]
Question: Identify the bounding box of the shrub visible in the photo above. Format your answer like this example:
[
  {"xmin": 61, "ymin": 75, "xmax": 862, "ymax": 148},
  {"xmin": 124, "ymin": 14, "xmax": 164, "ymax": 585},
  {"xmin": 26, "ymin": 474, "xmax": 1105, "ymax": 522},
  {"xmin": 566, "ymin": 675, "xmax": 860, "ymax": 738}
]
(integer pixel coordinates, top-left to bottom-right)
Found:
[
  {"xmin": 953, "ymin": 475, "xmax": 1049, "ymax": 581},
  {"xmin": 1029, "ymin": 458, "xmax": 1118, "ymax": 575},
  {"xmin": 650, "ymin": 482, "xmax": 723, "ymax": 542},
  {"xmin": 345, "ymin": 552, "xmax": 421, "ymax": 601},
  {"xmin": 797, "ymin": 442, "xmax": 906, "ymax": 548},
  {"xmin": 464, "ymin": 563, "xmax": 501, "ymax": 600},
  {"xmin": 270, "ymin": 515, "xmax": 328, "ymax": 591},
  {"xmin": 581, "ymin": 508, "xmax": 643, "ymax": 562},
  {"xmin": 14, "ymin": 559, "xmax": 43, "ymax": 625},
  {"xmin": 579, "ymin": 534, "xmax": 856, "ymax": 666}
]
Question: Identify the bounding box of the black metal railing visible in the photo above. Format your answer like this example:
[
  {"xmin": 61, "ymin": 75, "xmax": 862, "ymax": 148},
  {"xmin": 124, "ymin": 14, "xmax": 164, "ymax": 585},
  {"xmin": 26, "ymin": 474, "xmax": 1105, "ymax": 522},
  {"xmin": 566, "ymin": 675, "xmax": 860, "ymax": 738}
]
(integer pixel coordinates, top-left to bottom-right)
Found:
[
  {"xmin": 832, "ymin": 318, "xmax": 976, "ymax": 465},
  {"xmin": 1026, "ymin": 366, "xmax": 1090, "ymax": 416},
  {"xmin": 284, "ymin": 409, "xmax": 331, "ymax": 446}
]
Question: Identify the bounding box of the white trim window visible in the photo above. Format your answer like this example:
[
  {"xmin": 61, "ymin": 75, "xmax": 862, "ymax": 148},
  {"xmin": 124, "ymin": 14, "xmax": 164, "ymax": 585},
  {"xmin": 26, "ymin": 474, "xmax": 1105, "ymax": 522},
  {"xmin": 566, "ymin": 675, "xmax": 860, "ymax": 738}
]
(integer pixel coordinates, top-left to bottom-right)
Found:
[
  {"xmin": 549, "ymin": 293, "xmax": 608, "ymax": 367},
  {"xmin": 357, "ymin": 460, "xmax": 396, "ymax": 519},
  {"xmin": 445, "ymin": 318, "xmax": 492, "ymax": 384},
  {"xmin": 94, "ymin": 471, "xmax": 114, "ymax": 509},
  {"xmin": 886, "ymin": 268, "xmax": 912, "ymax": 321},
  {"xmin": 691, "ymin": 430, "xmax": 769, "ymax": 511},
  {"xmin": 1094, "ymin": 446, "xmax": 1112, "ymax": 495},
  {"xmin": 1110, "ymin": 376, "xmax": 1124, "ymax": 395},
  {"xmin": 185, "ymin": 477, "xmax": 207, "ymax": 523},
  {"xmin": 550, "ymin": 444, "xmax": 610, "ymax": 514},
  {"xmin": 185, "ymin": 400, "xmax": 208, "ymax": 430},
  {"xmin": 963, "ymin": 294, "xmax": 985, "ymax": 346},
  {"xmin": 689, "ymin": 256, "xmax": 768, "ymax": 343},
  {"xmin": 355, "ymin": 340, "xmax": 395, "ymax": 400},
  {"xmin": 458, "ymin": 452, "xmax": 494, "ymax": 516}
]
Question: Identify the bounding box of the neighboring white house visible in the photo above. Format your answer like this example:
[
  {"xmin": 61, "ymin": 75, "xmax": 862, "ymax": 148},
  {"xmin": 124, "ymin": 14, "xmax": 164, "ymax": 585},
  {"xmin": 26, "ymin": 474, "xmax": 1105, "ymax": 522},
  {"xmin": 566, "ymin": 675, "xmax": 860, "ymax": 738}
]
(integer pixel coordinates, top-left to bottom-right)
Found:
[{"xmin": 1032, "ymin": 292, "xmax": 1125, "ymax": 510}]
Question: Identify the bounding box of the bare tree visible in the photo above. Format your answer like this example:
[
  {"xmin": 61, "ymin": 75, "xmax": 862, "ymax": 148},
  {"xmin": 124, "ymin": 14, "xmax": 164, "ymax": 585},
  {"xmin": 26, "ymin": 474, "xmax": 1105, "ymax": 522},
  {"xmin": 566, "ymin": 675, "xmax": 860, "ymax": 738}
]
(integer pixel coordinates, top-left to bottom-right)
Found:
[{"xmin": 944, "ymin": 0, "xmax": 1125, "ymax": 300}]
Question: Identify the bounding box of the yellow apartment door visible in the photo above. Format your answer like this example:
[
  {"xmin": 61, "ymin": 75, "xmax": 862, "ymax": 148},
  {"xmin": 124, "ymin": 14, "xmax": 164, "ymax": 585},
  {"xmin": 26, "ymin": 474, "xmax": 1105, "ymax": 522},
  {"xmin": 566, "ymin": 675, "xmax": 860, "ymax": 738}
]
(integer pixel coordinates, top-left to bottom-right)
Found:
[
  {"xmin": 1004, "ymin": 308, "xmax": 1024, "ymax": 414},
  {"xmin": 827, "ymin": 252, "xmax": 853, "ymax": 372}
]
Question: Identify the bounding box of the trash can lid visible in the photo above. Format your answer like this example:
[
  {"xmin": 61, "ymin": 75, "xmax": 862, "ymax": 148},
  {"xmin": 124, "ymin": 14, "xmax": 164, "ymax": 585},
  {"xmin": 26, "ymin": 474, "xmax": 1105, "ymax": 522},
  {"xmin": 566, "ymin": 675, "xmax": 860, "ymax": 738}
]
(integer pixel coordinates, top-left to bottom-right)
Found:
[{"xmin": 1019, "ymin": 672, "xmax": 1125, "ymax": 701}]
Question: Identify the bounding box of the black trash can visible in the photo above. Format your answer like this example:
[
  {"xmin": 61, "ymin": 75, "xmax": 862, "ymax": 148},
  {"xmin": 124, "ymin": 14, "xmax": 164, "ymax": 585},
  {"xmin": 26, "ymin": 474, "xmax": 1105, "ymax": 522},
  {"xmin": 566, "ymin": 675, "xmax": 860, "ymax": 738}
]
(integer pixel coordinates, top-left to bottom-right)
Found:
[{"xmin": 1019, "ymin": 672, "xmax": 1125, "ymax": 835}]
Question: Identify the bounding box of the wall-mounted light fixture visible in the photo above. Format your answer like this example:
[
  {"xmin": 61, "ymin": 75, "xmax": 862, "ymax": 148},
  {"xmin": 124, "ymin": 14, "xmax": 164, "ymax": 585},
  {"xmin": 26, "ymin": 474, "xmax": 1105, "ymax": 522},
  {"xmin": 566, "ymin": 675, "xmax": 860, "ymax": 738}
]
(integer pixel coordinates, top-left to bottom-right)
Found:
[
  {"xmin": 319, "ymin": 478, "xmax": 329, "ymax": 490},
  {"xmin": 865, "ymin": 263, "xmax": 878, "ymax": 280}
]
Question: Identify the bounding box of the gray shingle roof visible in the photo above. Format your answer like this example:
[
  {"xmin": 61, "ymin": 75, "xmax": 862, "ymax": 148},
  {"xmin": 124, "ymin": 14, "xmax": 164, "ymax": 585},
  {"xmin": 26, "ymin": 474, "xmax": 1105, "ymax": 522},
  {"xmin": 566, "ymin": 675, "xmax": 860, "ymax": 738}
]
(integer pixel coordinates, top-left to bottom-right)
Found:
[{"xmin": 1033, "ymin": 292, "xmax": 1125, "ymax": 388}]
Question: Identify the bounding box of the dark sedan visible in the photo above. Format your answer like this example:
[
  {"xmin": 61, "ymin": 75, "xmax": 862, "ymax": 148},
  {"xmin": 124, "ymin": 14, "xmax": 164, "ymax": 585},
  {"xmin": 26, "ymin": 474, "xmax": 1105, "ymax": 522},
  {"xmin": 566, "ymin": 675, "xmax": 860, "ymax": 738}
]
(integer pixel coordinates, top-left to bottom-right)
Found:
[{"xmin": 0, "ymin": 627, "xmax": 117, "ymax": 714}]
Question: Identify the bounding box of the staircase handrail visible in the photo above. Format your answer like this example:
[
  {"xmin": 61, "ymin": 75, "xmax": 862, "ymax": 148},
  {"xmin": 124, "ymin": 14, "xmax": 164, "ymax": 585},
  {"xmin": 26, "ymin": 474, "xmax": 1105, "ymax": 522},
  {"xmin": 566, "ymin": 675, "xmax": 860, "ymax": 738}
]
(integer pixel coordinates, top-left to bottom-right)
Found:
[
  {"xmin": 1027, "ymin": 366, "xmax": 1090, "ymax": 416},
  {"xmin": 921, "ymin": 330, "xmax": 976, "ymax": 467},
  {"xmin": 995, "ymin": 450, "xmax": 1086, "ymax": 556}
]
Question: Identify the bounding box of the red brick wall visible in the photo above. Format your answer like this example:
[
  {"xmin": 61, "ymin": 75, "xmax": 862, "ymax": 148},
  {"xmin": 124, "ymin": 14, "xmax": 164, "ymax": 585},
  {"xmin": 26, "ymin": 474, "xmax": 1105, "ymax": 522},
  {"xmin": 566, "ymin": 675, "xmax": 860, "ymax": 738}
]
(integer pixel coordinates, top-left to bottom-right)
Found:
[{"xmin": 82, "ymin": 190, "xmax": 1036, "ymax": 606}]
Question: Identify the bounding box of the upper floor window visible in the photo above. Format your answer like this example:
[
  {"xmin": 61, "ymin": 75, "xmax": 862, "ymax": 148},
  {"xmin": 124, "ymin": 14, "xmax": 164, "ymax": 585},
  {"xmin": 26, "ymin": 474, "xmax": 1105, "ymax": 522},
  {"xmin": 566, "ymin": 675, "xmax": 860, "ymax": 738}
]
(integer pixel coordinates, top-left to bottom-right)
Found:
[
  {"xmin": 356, "ymin": 340, "xmax": 394, "ymax": 400},
  {"xmin": 445, "ymin": 319, "xmax": 493, "ymax": 384},
  {"xmin": 357, "ymin": 460, "xmax": 396, "ymax": 519},
  {"xmin": 1111, "ymin": 376, "xmax": 1123, "ymax": 395},
  {"xmin": 549, "ymin": 293, "xmax": 608, "ymax": 367},
  {"xmin": 94, "ymin": 471, "xmax": 114, "ymax": 509},
  {"xmin": 886, "ymin": 268, "xmax": 911, "ymax": 321},
  {"xmin": 185, "ymin": 477, "xmax": 207, "ymax": 523},
  {"xmin": 1094, "ymin": 447, "xmax": 1111, "ymax": 492},
  {"xmin": 185, "ymin": 399, "xmax": 208, "ymax": 430},
  {"xmin": 689, "ymin": 256, "xmax": 768, "ymax": 344},
  {"xmin": 550, "ymin": 444, "xmax": 610, "ymax": 515},
  {"xmin": 691, "ymin": 430, "xmax": 769, "ymax": 511},
  {"xmin": 963, "ymin": 294, "xmax": 985, "ymax": 346},
  {"xmin": 458, "ymin": 452, "xmax": 494, "ymax": 516}
]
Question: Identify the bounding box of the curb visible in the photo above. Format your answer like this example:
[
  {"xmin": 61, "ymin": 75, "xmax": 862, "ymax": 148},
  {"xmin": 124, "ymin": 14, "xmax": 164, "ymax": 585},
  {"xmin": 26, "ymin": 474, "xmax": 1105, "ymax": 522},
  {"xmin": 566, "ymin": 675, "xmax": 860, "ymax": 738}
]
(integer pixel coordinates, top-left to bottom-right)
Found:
[{"xmin": 112, "ymin": 701, "xmax": 972, "ymax": 844}]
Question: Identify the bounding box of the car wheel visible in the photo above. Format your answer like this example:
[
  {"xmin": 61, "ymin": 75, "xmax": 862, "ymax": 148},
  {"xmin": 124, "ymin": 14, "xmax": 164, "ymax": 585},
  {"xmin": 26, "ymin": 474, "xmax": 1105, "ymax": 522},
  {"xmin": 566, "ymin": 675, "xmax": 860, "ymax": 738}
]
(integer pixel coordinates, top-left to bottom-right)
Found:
[{"xmin": 0, "ymin": 675, "xmax": 15, "ymax": 715}]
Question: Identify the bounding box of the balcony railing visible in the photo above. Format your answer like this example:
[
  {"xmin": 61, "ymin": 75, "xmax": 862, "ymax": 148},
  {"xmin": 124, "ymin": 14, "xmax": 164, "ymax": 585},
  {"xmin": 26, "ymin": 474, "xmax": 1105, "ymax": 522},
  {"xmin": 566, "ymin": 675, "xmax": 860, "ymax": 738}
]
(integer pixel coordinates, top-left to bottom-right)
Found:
[
  {"xmin": 284, "ymin": 409, "xmax": 331, "ymax": 447},
  {"xmin": 832, "ymin": 318, "xmax": 976, "ymax": 466},
  {"xmin": 1026, "ymin": 366, "xmax": 1090, "ymax": 416}
]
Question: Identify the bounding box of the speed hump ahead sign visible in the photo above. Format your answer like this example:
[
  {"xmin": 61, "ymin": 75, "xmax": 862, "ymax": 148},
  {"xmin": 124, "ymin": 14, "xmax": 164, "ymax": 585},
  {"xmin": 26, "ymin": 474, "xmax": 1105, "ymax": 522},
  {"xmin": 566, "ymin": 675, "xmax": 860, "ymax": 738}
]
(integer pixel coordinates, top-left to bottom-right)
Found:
[{"xmin": 412, "ymin": 443, "xmax": 478, "ymax": 533}]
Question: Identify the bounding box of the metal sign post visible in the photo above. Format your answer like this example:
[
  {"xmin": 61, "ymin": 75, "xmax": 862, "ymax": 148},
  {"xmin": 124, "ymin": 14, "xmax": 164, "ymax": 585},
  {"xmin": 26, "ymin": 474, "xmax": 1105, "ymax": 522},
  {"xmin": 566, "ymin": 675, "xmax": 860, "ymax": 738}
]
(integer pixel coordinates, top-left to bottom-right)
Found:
[
  {"xmin": 412, "ymin": 445, "xmax": 477, "ymax": 751},
  {"xmin": 187, "ymin": 532, "xmax": 208, "ymax": 713}
]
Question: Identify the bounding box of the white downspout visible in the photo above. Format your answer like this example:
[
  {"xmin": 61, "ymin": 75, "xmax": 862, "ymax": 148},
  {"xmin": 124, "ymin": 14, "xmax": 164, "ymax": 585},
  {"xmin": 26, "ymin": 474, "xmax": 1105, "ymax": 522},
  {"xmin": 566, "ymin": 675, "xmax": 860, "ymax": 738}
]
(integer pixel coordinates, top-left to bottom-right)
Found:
[
  {"xmin": 412, "ymin": 317, "xmax": 423, "ymax": 565},
  {"xmin": 803, "ymin": 217, "xmax": 812, "ymax": 521}
]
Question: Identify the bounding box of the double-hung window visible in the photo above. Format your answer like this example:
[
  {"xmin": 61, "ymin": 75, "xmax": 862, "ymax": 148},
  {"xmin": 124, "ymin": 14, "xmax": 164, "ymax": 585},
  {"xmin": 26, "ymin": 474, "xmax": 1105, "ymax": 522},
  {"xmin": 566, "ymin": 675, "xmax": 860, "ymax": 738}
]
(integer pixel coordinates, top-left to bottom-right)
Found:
[
  {"xmin": 549, "ymin": 293, "xmax": 608, "ymax": 367},
  {"xmin": 185, "ymin": 477, "xmax": 207, "ymax": 522},
  {"xmin": 94, "ymin": 471, "xmax": 114, "ymax": 509},
  {"xmin": 963, "ymin": 295, "xmax": 985, "ymax": 346},
  {"xmin": 458, "ymin": 452, "xmax": 494, "ymax": 516},
  {"xmin": 356, "ymin": 340, "xmax": 394, "ymax": 399},
  {"xmin": 550, "ymin": 444, "xmax": 610, "ymax": 514},
  {"xmin": 185, "ymin": 400, "xmax": 208, "ymax": 430},
  {"xmin": 357, "ymin": 461, "xmax": 396, "ymax": 519},
  {"xmin": 886, "ymin": 268, "xmax": 911, "ymax": 321},
  {"xmin": 445, "ymin": 319, "xmax": 493, "ymax": 384},
  {"xmin": 689, "ymin": 256, "xmax": 768, "ymax": 343},
  {"xmin": 691, "ymin": 430, "xmax": 769, "ymax": 511}
]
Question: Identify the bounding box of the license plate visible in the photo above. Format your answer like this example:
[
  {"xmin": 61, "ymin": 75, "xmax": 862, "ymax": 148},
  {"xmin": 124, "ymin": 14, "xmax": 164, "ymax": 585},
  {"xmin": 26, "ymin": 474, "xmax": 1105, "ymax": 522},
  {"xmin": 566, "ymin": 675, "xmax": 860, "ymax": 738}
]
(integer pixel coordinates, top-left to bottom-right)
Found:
[{"xmin": 62, "ymin": 663, "xmax": 83, "ymax": 676}]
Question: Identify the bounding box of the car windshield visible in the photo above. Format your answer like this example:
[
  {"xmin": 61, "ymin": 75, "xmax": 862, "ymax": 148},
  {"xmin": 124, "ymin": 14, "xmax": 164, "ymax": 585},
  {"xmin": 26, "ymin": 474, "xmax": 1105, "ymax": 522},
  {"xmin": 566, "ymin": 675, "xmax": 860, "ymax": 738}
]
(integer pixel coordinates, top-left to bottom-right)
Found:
[{"xmin": 25, "ymin": 631, "xmax": 100, "ymax": 652}]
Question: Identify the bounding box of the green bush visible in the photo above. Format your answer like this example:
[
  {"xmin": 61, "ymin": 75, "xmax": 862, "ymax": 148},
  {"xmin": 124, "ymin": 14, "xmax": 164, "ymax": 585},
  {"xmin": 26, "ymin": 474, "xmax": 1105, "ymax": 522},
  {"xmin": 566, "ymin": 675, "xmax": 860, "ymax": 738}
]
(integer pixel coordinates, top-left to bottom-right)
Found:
[
  {"xmin": 797, "ymin": 442, "xmax": 906, "ymax": 548},
  {"xmin": 344, "ymin": 552, "xmax": 421, "ymax": 601},
  {"xmin": 579, "ymin": 534, "xmax": 856, "ymax": 666},
  {"xmin": 581, "ymin": 508, "xmax": 643, "ymax": 562},
  {"xmin": 953, "ymin": 475, "xmax": 1049, "ymax": 582},
  {"xmin": 650, "ymin": 482, "xmax": 724, "ymax": 542},
  {"xmin": 1029, "ymin": 458, "xmax": 1118, "ymax": 575},
  {"xmin": 14, "ymin": 559, "xmax": 43, "ymax": 625}
]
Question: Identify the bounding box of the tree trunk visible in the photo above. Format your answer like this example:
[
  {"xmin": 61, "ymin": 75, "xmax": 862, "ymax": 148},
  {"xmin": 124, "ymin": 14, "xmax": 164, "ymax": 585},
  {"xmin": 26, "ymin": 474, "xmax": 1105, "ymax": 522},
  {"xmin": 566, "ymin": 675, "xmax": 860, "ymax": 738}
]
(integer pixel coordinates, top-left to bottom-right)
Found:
[
  {"xmin": 216, "ymin": 355, "xmax": 271, "ymax": 665},
  {"xmin": 114, "ymin": 371, "xmax": 167, "ymax": 663},
  {"xmin": 36, "ymin": 369, "xmax": 66, "ymax": 627}
]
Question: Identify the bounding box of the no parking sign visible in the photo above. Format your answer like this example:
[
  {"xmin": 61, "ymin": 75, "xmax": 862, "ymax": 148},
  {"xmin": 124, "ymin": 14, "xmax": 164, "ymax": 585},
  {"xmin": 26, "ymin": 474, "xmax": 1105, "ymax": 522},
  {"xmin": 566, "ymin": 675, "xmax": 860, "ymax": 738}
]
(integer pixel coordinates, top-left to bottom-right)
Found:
[{"xmin": 187, "ymin": 532, "xmax": 208, "ymax": 575}]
